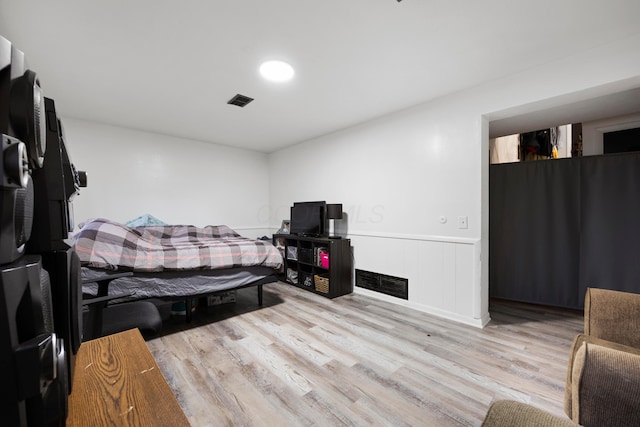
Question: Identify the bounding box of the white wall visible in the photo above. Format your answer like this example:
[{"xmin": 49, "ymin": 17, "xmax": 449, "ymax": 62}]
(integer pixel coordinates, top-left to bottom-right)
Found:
[
  {"xmin": 63, "ymin": 119, "xmax": 272, "ymax": 238},
  {"xmin": 582, "ymin": 112, "xmax": 640, "ymax": 155},
  {"xmin": 269, "ymin": 92, "xmax": 487, "ymax": 326},
  {"xmin": 268, "ymin": 33, "xmax": 640, "ymax": 327}
]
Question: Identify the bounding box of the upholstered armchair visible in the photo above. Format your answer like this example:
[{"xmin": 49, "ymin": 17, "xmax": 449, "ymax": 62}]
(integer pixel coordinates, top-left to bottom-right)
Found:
[
  {"xmin": 580, "ymin": 287, "xmax": 640, "ymax": 348},
  {"xmin": 482, "ymin": 288, "xmax": 640, "ymax": 427}
]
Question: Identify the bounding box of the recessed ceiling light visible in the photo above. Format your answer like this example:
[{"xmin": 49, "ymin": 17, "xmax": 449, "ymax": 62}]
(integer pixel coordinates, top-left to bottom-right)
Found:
[{"xmin": 259, "ymin": 60, "xmax": 295, "ymax": 82}]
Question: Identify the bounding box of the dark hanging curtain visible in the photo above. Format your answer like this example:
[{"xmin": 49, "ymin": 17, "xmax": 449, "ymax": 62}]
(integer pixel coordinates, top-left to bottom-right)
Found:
[
  {"xmin": 489, "ymin": 158, "xmax": 581, "ymax": 308},
  {"xmin": 578, "ymin": 153, "xmax": 640, "ymax": 306},
  {"xmin": 490, "ymin": 152, "xmax": 640, "ymax": 309}
]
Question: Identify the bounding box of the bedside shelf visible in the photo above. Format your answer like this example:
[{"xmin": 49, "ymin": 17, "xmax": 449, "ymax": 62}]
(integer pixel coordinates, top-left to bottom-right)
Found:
[{"xmin": 273, "ymin": 234, "xmax": 352, "ymax": 298}]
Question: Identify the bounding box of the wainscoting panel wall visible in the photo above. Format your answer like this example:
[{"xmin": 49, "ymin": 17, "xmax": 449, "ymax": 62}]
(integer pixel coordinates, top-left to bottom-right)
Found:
[{"xmin": 349, "ymin": 233, "xmax": 483, "ymax": 327}]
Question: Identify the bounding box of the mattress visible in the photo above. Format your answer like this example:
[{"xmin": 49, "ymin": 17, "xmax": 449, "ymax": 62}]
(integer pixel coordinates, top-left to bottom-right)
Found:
[{"xmin": 74, "ymin": 218, "xmax": 283, "ymax": 272}]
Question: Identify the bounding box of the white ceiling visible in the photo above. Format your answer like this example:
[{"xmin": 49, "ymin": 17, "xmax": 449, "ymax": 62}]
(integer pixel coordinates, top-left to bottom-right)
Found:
[
  {"xmin": 489, "ymin": 88, "xmax": 640, "ymax": 139},
  {"xmin": 2, "ymin": 0, "xmax": 640, "ymax": 153}
]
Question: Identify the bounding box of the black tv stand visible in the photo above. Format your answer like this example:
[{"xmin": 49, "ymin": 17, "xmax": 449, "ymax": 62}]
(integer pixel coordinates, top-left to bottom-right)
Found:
[{"xmin": 273, "ymin": 234, "xmax": 352, "ymax": 298}]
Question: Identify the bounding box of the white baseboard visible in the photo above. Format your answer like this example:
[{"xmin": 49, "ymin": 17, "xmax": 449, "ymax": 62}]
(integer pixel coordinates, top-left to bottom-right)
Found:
[{"xmin": 354, "ymin": 287, "xmax": 490, "ymax": 329}]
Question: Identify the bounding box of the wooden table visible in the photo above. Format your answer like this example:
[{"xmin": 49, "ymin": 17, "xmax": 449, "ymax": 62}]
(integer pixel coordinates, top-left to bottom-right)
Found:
[{"xmin": 67, "ymin": 329, "xmax": 190, "ymax": 426}]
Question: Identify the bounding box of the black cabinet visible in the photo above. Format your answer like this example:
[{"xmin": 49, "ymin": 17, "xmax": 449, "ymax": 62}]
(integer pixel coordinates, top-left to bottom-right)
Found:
[{"xmin": 273, "ymin": 234, "xmax": 352, "ymax": 298}]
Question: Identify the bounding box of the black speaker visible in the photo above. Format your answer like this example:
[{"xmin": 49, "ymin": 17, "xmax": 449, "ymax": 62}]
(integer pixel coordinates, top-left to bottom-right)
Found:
[
  {"xmin": 28, "ymin": 96, "xmax": 83, "ymax": 394},
  {"xmin": 0, "ymin": 35, "xmax": 19, "ymax": 135},
  {"xmin": 9, "ymin": 69, "xmax": 46, "ymax": 169},
  {"xmin": 40, "ymin": 247, "xmax": 83, "ymax": 394},
  {"xmin": 28, "ymin": 98, "xmax": 70, "ymax": 253},
  {"xmin": 59, "ymin": 120, "xmax": 83, "ymax": 232},
  {"xmin": 1, "ymin": 134, "xmax": 34, "ymax": 265},
  {"xmin": 0, "ymin": 35, "xmax": 46, "ymax": 171},
  {"xmin": 1, "ymin": 34, "xmax": 73, "ymax": 426},
  {"xmin": 0, "ymin": 255, "xmax": 68, "ymax": 426},
  {"xmin": 1, "ymin": 35, "xmax": 37, "ymax": 266}
]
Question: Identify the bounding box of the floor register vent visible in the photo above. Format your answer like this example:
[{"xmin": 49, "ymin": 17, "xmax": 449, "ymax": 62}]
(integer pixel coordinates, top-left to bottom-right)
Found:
[{"xmin": 356, "ymin": 269, "xmax": 408, "ymax": 300}]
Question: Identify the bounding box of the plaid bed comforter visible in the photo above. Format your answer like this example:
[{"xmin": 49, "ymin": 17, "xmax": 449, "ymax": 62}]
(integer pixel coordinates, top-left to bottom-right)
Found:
[{"xmin": 74, "ymin": 218, "xmax": 283, "ymax": 272}]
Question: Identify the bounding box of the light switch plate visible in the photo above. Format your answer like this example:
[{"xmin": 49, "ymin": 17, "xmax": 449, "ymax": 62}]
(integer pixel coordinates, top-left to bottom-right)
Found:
[{"xmin": 458, "ymin": 216, "xmax": 468, "ymax": 229}]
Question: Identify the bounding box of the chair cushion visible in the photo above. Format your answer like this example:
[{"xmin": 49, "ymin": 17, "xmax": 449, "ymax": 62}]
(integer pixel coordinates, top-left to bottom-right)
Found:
[{"xmin": 481, "ymin": 400, "xmax": 578, "ymax": 427}]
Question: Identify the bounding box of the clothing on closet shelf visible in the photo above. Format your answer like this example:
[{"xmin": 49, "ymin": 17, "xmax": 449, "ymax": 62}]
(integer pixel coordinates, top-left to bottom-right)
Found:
[{"xmin": 520, "ymin": 127, "xmax": 559, "ymax": 160}]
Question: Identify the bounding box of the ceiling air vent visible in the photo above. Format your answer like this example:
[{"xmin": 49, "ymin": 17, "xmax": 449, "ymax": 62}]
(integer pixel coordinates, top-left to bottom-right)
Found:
[{"xmin": 227, "ymin": 94, "xmax": 254, "ymax": 107}]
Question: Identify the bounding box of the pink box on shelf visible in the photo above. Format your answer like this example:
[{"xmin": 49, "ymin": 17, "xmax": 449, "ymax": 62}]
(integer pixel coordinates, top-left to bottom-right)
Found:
[{"xmin": 320, "ymin": 252, "xmax": 329, "ymax": 269}]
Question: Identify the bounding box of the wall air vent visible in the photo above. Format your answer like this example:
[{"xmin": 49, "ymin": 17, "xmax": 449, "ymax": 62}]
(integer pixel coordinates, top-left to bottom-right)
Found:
[
  {"xmin": 227, "ymin": 94, "xmax": 254, "ymax": 107},
  {"xmin": 356, "ymin": 269, "xmax": 408, "ymax": 300}
]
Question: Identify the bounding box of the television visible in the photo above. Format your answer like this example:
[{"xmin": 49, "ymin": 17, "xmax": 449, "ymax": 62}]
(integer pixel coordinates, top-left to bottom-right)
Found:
[{"xmin": 290, "ymin": 201, "xmax": 327, "ymax": 237}]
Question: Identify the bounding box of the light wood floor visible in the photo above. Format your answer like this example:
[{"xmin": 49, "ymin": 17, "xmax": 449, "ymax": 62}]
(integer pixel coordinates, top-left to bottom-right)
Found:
[{"xmin": 146, "ymin": 282, "xmax": 583, "ymax": 427}]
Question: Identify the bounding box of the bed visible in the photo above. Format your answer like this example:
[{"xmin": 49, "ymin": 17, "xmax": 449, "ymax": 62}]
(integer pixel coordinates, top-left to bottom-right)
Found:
[{"xmin": 74, "ymin": 218, "xmax": 283, "ymax": 320}]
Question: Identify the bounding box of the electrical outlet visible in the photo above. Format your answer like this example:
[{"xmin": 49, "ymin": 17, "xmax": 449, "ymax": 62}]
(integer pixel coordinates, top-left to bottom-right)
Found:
[{"xmin": 458, "ymin": 216, "xmax": 468, "ymax": 229}]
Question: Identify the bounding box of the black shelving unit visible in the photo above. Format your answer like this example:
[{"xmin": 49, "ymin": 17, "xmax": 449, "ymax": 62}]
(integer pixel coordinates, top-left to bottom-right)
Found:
[{"xmin": 273, "ymin": 234, "xmax": 352, "ymax": 298}]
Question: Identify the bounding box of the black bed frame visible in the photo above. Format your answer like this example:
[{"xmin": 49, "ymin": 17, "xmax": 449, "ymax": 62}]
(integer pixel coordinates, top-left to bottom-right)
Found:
[
  {"xmin": 182, "ymin": 274, "xmax": 277, "ymax": 323},
  {"xmin": 84, "ymin": 272, "xmax": 279, "ymax": 324}
]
